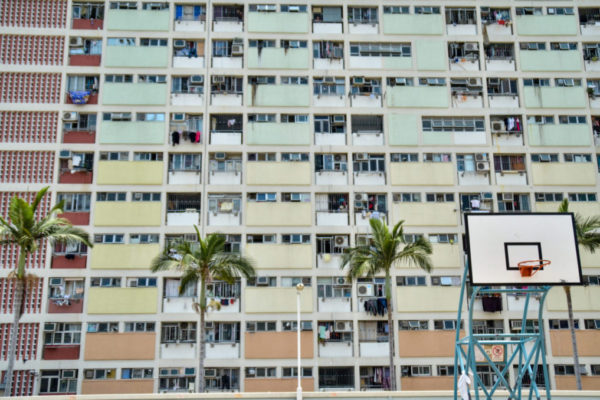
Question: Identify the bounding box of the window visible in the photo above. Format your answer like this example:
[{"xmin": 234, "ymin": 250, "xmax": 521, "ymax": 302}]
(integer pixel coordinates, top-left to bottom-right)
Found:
[
  {"xmin": 383, "ymin": 6, "xmax": 409, "ymax": 14},
  {"xmin": 134, "ymin": 152, "xmax": 163, "ymax": 161},
  {"xmin": 592, "ymin": 365, "xmax": 600, "ymax": 376},
  {"xmin": 164, "ymin": 278, "xmax": 196, "ymax": 298},
  {"xmin": 434, "ymin": 320, "xmax": 462, "ymax": 330},
  {"xmin": 438, "ymin": 366, "xmax": 455, "ymax": 376},
  {"xmin": 206, "ymin": 322, "xmax": 240, "ymax": 343},
  {"xmin": 445, "ymin": 7, "xmax": 476, "ymax": 24},
  {"xmin": 138, "ymin": 75, "xmax": 166, "ymax": 84},
  {"xmin": 520, "ymin": 42, "xmax": 546, "ymax": 51},
  {"xmin": 40, "ymin": 370, "xmax": 78, "ymax": 394},
  {"xmin": 515, "ymin": 8, "xmax": 542, "ymax": 16},
  {"xmin": 415, "ymin": 6, "xmax": 440, "ymax": 14},
  {"xmin": 87, "ymin": 322, "xmax": 118, "ymax": 333},
  {"xmin": 403, "ymin": 234, "xmax": 424, "ymax": 243},
  {"xmin": 422, "ymin": 117, "xmax": 485, "ymax": 132},
  {"xmin": 559, "ymin": 115, "xmax": 586, "ymax": 124},
  {"xmin": 431, "ymin": 276, "xmax": 461, "ymax": 286},
  {"xmin": 57, "ymin": 193, "xmax": 90, "ymax": 212},
  {"xmin": 110, "ymin": 1, "xmax": 136, "ymax": 9},
  {"xmin": 90, "ymin": 277, "xmax": 121, "ymax": 287},
  {"xmin": 96, "ymin": 192, "xmax": 126, "ymax": 202},
  {"xmin": 584, "ymin": 276, "xmax": 600, "ymax": 286},
  {"xmin": 248, "ymin": 39, "xmax": 275, "ymax": 48},
  {"xmin": 317, "ymin": 277, "xmax": 351, "ymax": 298},
  {"xmin": 564, "ymin": 153, "xmax": 592, "ymax": 162},
  {"xmin": 246, "ymin": 321, "xmax": 276, "ymax": 332},
  {"xmin": 125, "ymin": 322, "xmax": 155, "ymax": 332},
  {"xmin": 535, "ymin": 192, "xmax": 564, "ymax": 202},
  {"xmin": 556, "ymin": 78, "xmax": 581, "ymax": 87},
  {"xmin": 350, "ymin": 43, "xmax": 411, "ymax": 57},
  {"xmin": 393, "ymin": 193, "xmax": 421, "ymax": 203},
  {"xmin": 281, "ymin": 234, "xmax": 310, "ymax": 244},
  {"xmin": 281, "ymin": 114, "xmax": 308, "ymax": 123},
  {"xmin": 549, "ymin": 319, "xmax": 579, "ymax": 330},
  {"xmin": 313, "ymin": 77, "xmax": 345, "ymax": 96},
  {"xmin": 247, "ymin": 153, "xmax": 276, "ymax": 161},
  {"xmin": 100, "ymin": 151, "xmax": 129, "ymax": 160},
  {"xmin": 353, "ymin": 154, "xmax": 385, "ymax": 173},
  {"xmin": 248, "ymin": 114, "xmax": 276, "ymax": 123},
  {"xmin": 94, "ymin": 234, "xmax": 124, "ymax": 244},
  {"xmin": 84, "ymin": 369, "xmax": 116, "ymax": 380},
  {"xmin": 245, "ymin": 367, "xmax": 276, "ymax": 378},
  {"xmin": 44, "ymin": 323, "xmax": 81, "ymax": 345},
  {"xmin": 281, "ymin": 40, "xmax": 307, "ymax": 49},
  {"xmin": 424, "ymin": 153, "xmax": 452, "ymax": 162},
  {"xmin": 399, "ymin": 320, "xmax": 428, "ymax": 330},
  {"xmin": 550, "ymin": 42, "xmax": 577, "ymax": 51},
  {"xmin": 72, "ymin": 2, "xmax": 105, "ymax": 19},
  {"xmin": 140, "ymin": 38, "xmax": 167, "ymax": 47},
  {"xmin": 282, "ymin": 321, "xmax": 312, "ymax": 331},
  {"xmin": 314, "ymin": 116, "xmax": 346, "ymax": 134},
  {"xmin": 127, "ymin": 277, "xmax": 157, "ymax": 287},
  {"xmin": 283, "ymin": 367, "xmax": 312, "ymax": 378},
  {"xmin": 246, "ymin": 234, "xmax": 276, "ymax": 243},
  {"xmin": 136, "ymin": 112, "xmax": 165, "ymax": 122},
  {"xmin": 429, "ymin": 234, "xmax": 458, "ymax": 244},
  {"xmin": 348, "ymin": 7, "xmax": 378, "ymax": 23},
  {"xmin": 554, "ymin": 365, "xmax": 575, "ymax": 376},
  {"xmin": 396, "ymin": 276, "xmax": 426, "ymax": 286},
  {"xmin": 281, "ymin": 277, "xmax": 312, "ymax": 287},
  {"xmin": 487, "ymin": 78, "xmax": 518, "ymax": 95},
  {"xmin": 281, "ymin": 76, "xmax": 308, "ymax": 85},
  {"xmin": 402, "ymin": 365, "xmax": 432, "ymax": 377},
  {"xmin": 122, "ymin": 368, "xmax": 153, "ymax": 379},
  {"xmin": 281, "ymin": 152, "xmax": 309, "ymax": 161},
  {"xmin": 530, "ymin": 154, "xmax": 559, "ymax": 163},
  {"xmin": 494, "ymin": 155, "xmax": 525, "ymax": 172},
  {"xmin": 527, "ymin": 115, "xmax": 554, "ymax": 125},
  {"xmin": 169, "ymin": 153, "xmax": 201, "ymax": 171},
  {"xmin": 281, "ymin": 193, "xmax": 310, "ymax": 202},
  {"xmin": 280, "ymin": 4, "xmax": 307, "ymax": 13},
  {"xmin": 547, "ymin": 7, "xmax": 574, "ymax": 15},
  {"xmin": 426, "ymin": 193, "xmax": 454, "ymax": 203},
  {"xmin": 247, "ymin": 193, "xmax": 277, "ymax": 202},
  {"xmin": 107, "ymin": 37, "xmax": 135, "ymax": 46},
  {"xmin": 419, "ymin": 77, "xmax": 445, "ymax": 87},
  {"xmin": 63, "ymin": 113, "xmax": 97, "ymax": 131},
  {"xmin": 159, "ymin": 368, "xmax": 195, "ymax": 392},
  {"xmin": 568, "ymin": 193, "xmax": 597, "ymax": 202},
  {"xmin": 246, "ymin": 277, "xmax": 277, "ymax": 287},
  {"xmin": 523, "ymin": 78, "xmax": 550, "ymax": 87},
  {"xmin": 391, "ymin": 153, "xmax": 418, "ymax": 162},
  {"xmin": 206, "ymin": 280, "xmax": 240, "ymax": 298},
  {"xmin": 161, "ymin": 322, "xmax": 197, "ymax": 343},
  {"xmin": 105, "ymin": 74, "xmax": 133, "ymax": 83},
  {"xmin": 498, "ymin": 193, "xmax": 530, "ymax": 212},
  {"xmin": 313, "ymin": 42, "xmax": 344, "ymax": 60},
  {"xmin": 132, "ymin": 192, "xmax": 161, "ymax": 201},
  {"xmin": 316, "ymin": 235, "xmax": 349, "ymax": 255}
]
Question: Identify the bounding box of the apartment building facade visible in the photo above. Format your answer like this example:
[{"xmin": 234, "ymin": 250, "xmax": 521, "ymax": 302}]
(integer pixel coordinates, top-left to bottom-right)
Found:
[{"xmin": 1, "ymin": 0, "xmax": 600, "ymax": 395}]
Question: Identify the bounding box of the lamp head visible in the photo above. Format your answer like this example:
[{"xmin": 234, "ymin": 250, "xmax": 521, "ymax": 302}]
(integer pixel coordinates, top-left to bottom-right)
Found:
[{"xmin": 296, "ymin": 282, "xmax": 304, "ymax": 292}]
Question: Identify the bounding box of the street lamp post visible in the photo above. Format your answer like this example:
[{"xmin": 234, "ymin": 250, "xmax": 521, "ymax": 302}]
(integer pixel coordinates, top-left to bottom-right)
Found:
[{"xmin": 296, "ymin": 282, "xmax": 304, "ymax": 400}]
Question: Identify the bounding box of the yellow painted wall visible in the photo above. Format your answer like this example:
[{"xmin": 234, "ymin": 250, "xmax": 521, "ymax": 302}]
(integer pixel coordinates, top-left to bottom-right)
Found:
[
  {"xmin": 96, "ymin": 161, "xmax": 164, "ymax": 185},
  {"xmin": 90, "ymin": 244, "xmax": 160, "ymax": 270},
  {"xmin": 245, "ymin": 244, "xmax": 312, "ymax": 269},
  {"xmin": 546, "ymin": 286, "xmax": 600, "ymax": 312},
  {"xmin": 430, "ymin": 244, "xmax": 463, "ymax": 269},
  {"xmin": 246, "ymin": 162, "xmax": 311, "ymax": 185},
  {"xmin": 246, "ymin": 203, "xmax": 311, "ymax": 226},
  {"xmin": 581, "ymin": 248, "xmax": 600, "ymax": 269},
  {"xmin": 245, "ymin": 287, "xmax": 313, "ymax": 313},
  {"xmin": 535, "ymin": 202, "xmax": 600, "ymax": 218},
  {"xmin": 392, "ymin": 203, "xmax": 458, "ymax": 227},
  {"xmin": 94, "ymin": 202, "xmax": 162, "ymax": 226},
  {"xmin": 390, "ymin": 163, "xmax": 454, "ymax": 186},
  {"xmin": 396, "ymin": 286, "xmax": 461, "ymax": 312},
  {"xmin": 87, "ymin": 287, "xmax": 158, "ymax": 314},
  {"xmin": 531, "ymin": 164, "xmax": 596, "ymax": 186}
]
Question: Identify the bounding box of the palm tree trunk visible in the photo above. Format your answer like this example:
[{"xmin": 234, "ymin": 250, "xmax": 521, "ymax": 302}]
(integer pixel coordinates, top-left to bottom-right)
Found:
[
  {"xmin": 197, "ymin": 279, "xmax": 206, "ymax": 393},
  {"xmin": 385, "ymin": 270, "xmax": 396, "ymax": 391},
  {"xmin": 4, "ymin": 250, "xmax": 27, "ymax": 397},
  {"xmin": 564, "ymin": 286, "xmax": 582, "ymax": 390}
]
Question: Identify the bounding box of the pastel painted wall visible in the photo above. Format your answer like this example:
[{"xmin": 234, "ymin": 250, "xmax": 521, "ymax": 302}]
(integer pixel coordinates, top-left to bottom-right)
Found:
[
  {"xmin": 100, "ymin": 121, "xmax": 165, "ymax": 144},
  {"xmin": 247, "ymin": 12, "xmax": 309, "ymax": 33},
  {"xmin": 392, "ymin": 203, "xmax": 458, "ymax": 226},
  {"xmin": 245, "ymin": 244, "xmax": 312, "ymax": 269},
  {"xmin": 246, "ymin": 203, "xmax": 312, "ymax": 226},
  {"xmin": 90, "ymin": 244, "xmax": 160, "ymax": 269},
  {"xmin": 102, "ymin": 83, "xmax": 167, "ymax": 105},
  {"xmin": 245, "ymin": 287, "xmax": 313, "ymax": 313},
  {"xmin": 87, "ymin": 288, "xmax": 158, "ymax": 314},
  {"xmin": 246, "ymin": 123, "xmax": 311, "ymax": 145},
  {"xmin": 390, "ymin": 163, "xmax": 455, "ymax": 185},
  {"xmin": 94, "ymin": 202, "xmax": 162, "ymax": 226},
  {"xmin": 96, "ymin": 161, "xmax": 164, "ymax": 185},
  {"xmin": 383, "ymin": 14, "xmax": 444, "ymax": 35},
  {"xmin": 246, "ymin": 162, "xmax": 311, "ymax": 185},
  {"xmin": 386, "ymin": 86, "xmax": 448, "ymax": 108},
  {"xmin": 247, "ymin": 48, "xmax": 309, "ymax": 69}
]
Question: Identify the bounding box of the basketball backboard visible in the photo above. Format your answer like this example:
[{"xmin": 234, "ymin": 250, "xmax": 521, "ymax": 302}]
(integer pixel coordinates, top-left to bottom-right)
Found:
[{"xmin": 465, "ymin": 213, "xmax": 582, "ymax": 286}]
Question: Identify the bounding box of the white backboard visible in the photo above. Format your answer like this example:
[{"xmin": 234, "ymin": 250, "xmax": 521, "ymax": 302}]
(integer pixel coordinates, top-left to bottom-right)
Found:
[{"xmin": 465, "ymin": 213, "xmax": 582, "ymax": 286}]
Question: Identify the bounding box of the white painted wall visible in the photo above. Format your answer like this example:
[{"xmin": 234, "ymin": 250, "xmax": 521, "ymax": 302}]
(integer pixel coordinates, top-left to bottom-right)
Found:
[
  {"xmin": 449, "ymin": 60, "xmax": 480, "ymax": 72},
  {"xmin": 350, "ymin": 94, "xmax": 382, "ymax": 107},
  {"xmin": 355, "ymin": 213, "xmax": 386, "ymax": 226},
  {"xmin": 457, "ymin": 172, "xmax": 490, "ymax": 186},
  {"xmin": 315, "ymin": 133, "xmax": 346, "ymax": 146},
  {"xmin": 494, "ymin": 172, "xmax": 527, "ymax": 185},
  {"xmin": 212, "ymin": 57, "xmax": 243, "ymax": 69},
  {"xmin": 492, "ymin": 133, "xmax": 523, "ymax": 146},
  {"xmin": 454, "ymin": 131, "xmax": 487, "ymax": 145},
  {"xmin": 352, "ymin": 133, "xmax": 384, "ymax": 146},
  {"xmin": 163, "ymin": 297, "xmax": 195, "ymax": 313},
  {"xmin": 314, "ymin": 58, "xmax": 344, "ymax": 70},
  {"xmin": 319, "ymin": 341, "xmax": 353, "ymax": 357},
  {"xmin": 581, "ymin": 24, "xmax": 600, "ymax": 36},
  {"xmin": 485, "ymin": 23, "xmax": 512, "ymax": 36},
  {"xmin": 313, "ymin": 23, "xmax": 343, "ymax": 34},
  {"xmin": 313, "ymin": 95, "xmax": 345, "ymax": 108},
  {"xmin": 173, "ymin": 56, "xmax": 205, "ymax": 68},
  {"xmin": 451, "ymin": 95, "xmax": 483, "ymax": 108},
  {"xmin": 317, "ymin": 297, "xmax": 352, "ymax": 312},
  {"xmin": 209, "ymin": 171, "xmax": 242, "ymax": 185},
  {"xmin": 585, "ymin": 61, "xmax": 600, "ymax": 72},
  {"xmin": 213, "ymin": 21, "xmax": 243, "ymax": 32},
  {"xmin": 489, "ymin": 95, "xmax": 519, "ymax": 109},
  {"xmin": 211, "ymin": 94, "xmax": 243, "ymax": 107},
  {"xmin": 206, "ymin": 343, "xmax": 240, "ymax": 359},
  {"xmin": 210, "ymin": 132, "xmax": 242, "ymax": 145},
  {"xmin": 316, "ymin": 212, "xmax": 349, "ymax": 226},
  {"xmin": 317, "ymin": 254, "xmax": 343, "ymax": 269},
  {"xmin": 167, "ymin": 211, "xmax": 200, "ymax": 226},
  {"xmin": 485, "ymin": 59, "xmax": 515, "ymax": 72},
  {"xmin": 160, "ymin": 343, "xmax": 196, "ymax": 359},
  {"xmin": 168, "ymin": 171, "xmax": 201, "ymax": 185},
  {"xmin": 348, "ymin": 23, "xmax": 378, "ymax": 35},
  {"xmin": 446, "ymin": 24, "xmax": 477, "ymax": 35},
  {"xmin": 353, "ymin": 172, "xmax": 385, "ymax": 186},
  {"xmin": 359, "ymin": 341, "xmax": 388, "ymax": 357},
  {"xmin": 174, "ymin": 20, "xmax": 205, "ymax": 32},
  {"xmin": 315, "ymin": 171, "xmax": 348, "ymax": 186},
  {"xmin": 171, "ymin": 93, "xmax": 204, "ymax": 106},
  {"xmin": 208, "ymin": 212, "xmax": 241, "ymax": 226}
]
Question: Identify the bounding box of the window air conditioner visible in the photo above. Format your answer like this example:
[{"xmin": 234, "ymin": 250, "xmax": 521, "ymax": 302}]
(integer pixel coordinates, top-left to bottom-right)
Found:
[
  {"xmin": 50, "ymin": 278, "xmax": 64, "ymax": 286},
  {"xmin": 205, "ymin": 369, "xmax": 217, "ymax": 377},
  {"xmin": 335, "ymin": 321, "xmax": 352, "ymax": 332},
  {"xmin": 59, "ymin": 150, "xmax": 73, "ymax": 159},
  {"xmin": 69, "ymin": 37, "xmax": 84, "ymax": 47},
  {"xmin": 44, "ymin": 323, "xmax": 57, "ymax": 331},
  {"xmin": 231, "ymin": 44, "xmax": 244, "ymax": 55},
  {"xmin": 333, "ymin": 115, "xmax": 345, "ymax": 124},
  {"xmin": 336, "ymin": 277, "xmax": 349, "ymax": 285},
  {"xmin": 488, "ymin": 78, "xmax": 500, "ymax": 85},
  {"xmin": 357, "ymin": 283, "xmax": 374, "ymax": 297},
  {"xmin": 214, "ymin": 152, "xmax": 226, "ymax": 160},
  {"xmin": 111, "ymin": 113, "xmax": 130, "ymax": 121},
  {"xmin": 61, "ymin": 370, "xmax": 76, "ymax": 378},
  {"xmin": 334, "ymin": 154, "xmax": 343, "ymax": 162},
  {"xmin": 464, "ymin": 42, "xmax": 478, "ymax": 52},
  {"xmin": 355, "ymin": 193, "xmax": 368, "ymax": 201},
  {"xmin": 335, "ymin": 236, "xmax": 348, "ymax": 247},
  {"xmin": 502, "ymin": 193, "xmax": 514, "ymax": 201},
  {"xmin": 323, "ymin": 77, "xmax": 335, "ymax": 83},
  {"xmin": 190, "ymin": 75, "xmax": 204, "ymax": 84},
  {"xmin": 62, "ymin": 111, "xmax": 78, "ymax": 121},
  {"xmin": 491, "ymin": 120, "xmax": 505, "ymax": 132},
  {"xmin": 352, "ymin": 77, "xmax": 365, "ymax": 85},
  {"xmin": 212, "ymin": 76, "xmax": 225, "ymax": 83},
  {"xmin": 174, "ymin": 40, "xmax": 187, "ymax": 49},
  {"xmin": 256, "ymin": 277, "xmax": 269, "ymax": 286},
  {"xmin": 475, "ymin": 153, "xmax": 487, "ymax": 162},
  {"xmin": 476, "ymin": 161, "xmax": 490, "ymax": 172},
  {"xmin": 171, "ymin": 113, "xmax": 186, "ymax": 122},
  {"xmin": 356, "ymin": 153, "xmax": 368, "ymax": 160},
  {"xmin": 467, "ymin": 78, "xmax": 482, "ymax": 87},
  {"xmin": 205, "ymin": 322, "xmax": 214, "ymax": 329}
]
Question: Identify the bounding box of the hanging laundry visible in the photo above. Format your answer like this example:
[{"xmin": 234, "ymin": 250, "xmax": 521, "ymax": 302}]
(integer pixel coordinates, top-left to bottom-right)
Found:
[
  {"xmin": 171, "ymin": 131, "xmax": 180, "ymax": 145},
  {"xmin": 195, "ymin": 131, "xmax": 201, "ymax": 143}
]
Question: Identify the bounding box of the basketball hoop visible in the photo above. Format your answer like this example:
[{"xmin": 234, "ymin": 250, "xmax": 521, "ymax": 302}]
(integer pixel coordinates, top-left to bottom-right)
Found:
[{"xmin": 517, "ymin": 259, "xmax": 551, "ymax": 278}]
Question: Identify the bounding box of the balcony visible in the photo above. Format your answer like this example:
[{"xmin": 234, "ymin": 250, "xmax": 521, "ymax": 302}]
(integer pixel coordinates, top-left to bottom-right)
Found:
[
  {"xmin": 173, "ymin": 54, "xmax": 205, "ymax": 69},
  {"xmin": 87, "ymin": 287, "xmax": 158, "ymax": 314},
  {"xmin": 97, "ymin": 161, "xmax": 164, "ymax": 185},
  {"xmin": 316, "ymin": 211, "xmax": 348, "ymax": 226},
  {"xmin": 390, "ymin": 162, "xmax": 454, "ymax": 186},
  {"xmin": 317, "ymin": 253, "xmax": 343, "ymax": 269},
  {"xmin": 531, "ymin": 163, "xmax": 596, "ymax": 186},
  {"xmin": 247, "ymin": 48, "xmax": 310, "ymax": 69},
  {"xmin": 359, "ymin": 341, "xmax": 388, "ymax": 357},
  {"xmin": 167, "ymin": 209, "xmax": 200, "ymax": 226},
  {"xmin": 516, "ymin": 15, "xmax": 577, "ymax": 36},
  {"xmin": 350, "ymin": 93, "xmax": 382, "ymax": 108},
  {"xmin": 171, "ymin": 92, "xmax": 203, "ymax": 106},
  {"xmin": 59, "ymin": 169, "xmax": 93, "ymax": 184},
  {"xmin": 43, "ymin": 345, "xmax": 80, "ymax": 360},
  {"xmin": 90, "ymin": 244, "xmax": 160, "ymax": 270},
  {"xmin": 100, "ymin": 121, "xmax": 164, "ymax": 144},
  {"xmin": 174, "ymin": 14, "xmax": 205, "ymax": 32},
  {"xmin": 494, "ymin": 170, "xmax": 527, "ymax": 186},
  {"xmin": 245, "ymin": 378, "xmax": 314, "ymax": 392},
  {"xmin": 94, "ymin": 202, "xmax": 161, "ymax": 227},
  {"xmin": 352, "ymin": 132, "xmax": 384, "ymax": 146},
  {"xmin": 353, "ymin": 171, "xmax": 385, "ymax": 185},
  {"xmin": 84, "ymin": 332, "xmax": 155, "ymax": 360},
  {"xmin": 386, "ymin": 86, "xmax": 448, "ymax": 108},
  {"xmin": 160, "ymin": 342, "xmax": 196, "ymax": 359},
  {"xmin": 105, "ymin": 46, "xmax": 169, "ymax": 68},
  {"xmin": 69, "ymin": 54, "xmax": 101, "ymax": 67},
  {"xmin": 248, "ymin": 11, "xmax": 309, "ymax": 33},
  {"xmin": 106, "ymin": 9, "xmax": 169, "ymax": 31},
  {"xmin": 523, "ymin": 86, "xmax": 586, "ymax": 109},
  {"xmin": 246, "ymin": 202, "xmax": 312, "ymax": 226},
  {"xmin": 245, "ymin": 243, "xmax": 312, "ymax": 269},
  {"xmin": 245, "ymin": 331, "xmax": 313, "ymax": 358},
  {"xmin": 383, "ymin": 14, "xmax": 444, "ymax": 35},
  {"xmin": 163, "ymin": 296, "xmax": 240, "ymax": 313},
  {"xmin": 102, "ymin": 83, "xmax": 167, "ymax": 105},
  {"xmin": 355, "ymin": 212, "xmax": 387, "ymax": 227},
  {"xmin": 246, "ymin": 162, "xmax": 311, "ymax": 185},
  {"xmin": 63, "ymin": 129, "xmax": 95, "ymax": 144},
  {"xmin": 489, "ymin": 93, "xmax": 519, "ymax": 108},
  {"xmin": 81, "ymin": 380, "xmax": 154, "ymax": 395},
  {"xmin": 72, "ymin": 19, "xmax": 103, "ymax": 30},
  {"xmin": 527, "ymin": 123, "xmax": 591, "ymax": 146},
  {"xmin": 212, "ymin": 55, "xmax": 243, "ymax": 69},
  {"xmin": 396, "ymin": 286, "xmax": 460, "ymax": 312},
  {"xmin": 520, "ymin": 50, "xmax": 582, "ymax": 72},
  {"xmin": 213, "ymin": 9, "xmax": 244, "ymax": 33},
  {"xmin": 247, "ymin": 85, "xmax": 310, "ymax": 107},
  {"xmin": 246, "ymin": 122, "xmax": 311, "ymax": 145},
  {"xmin": 315, "ymin": 132, "xmax": 346, "ymax": 146},
  {"xmin": 206, "ymin": 342, "xmax": 240, "ymax": 359},
  {"xmin": 245, "ymin": 287, "xmax": 313, "ymax": 313},
  {"xmin": 391, "ymin": 203, "xmax": 457, "ymax": 227},
  {"xmin": 211, "ymin": 92, "xmax": 243, "ymax": 107},
  {"xmin": 207, "ymin": 208, "xmax": 241, "ymax": 227},
  {"xmin": 52, "ymin": 254, "xmax": 87, "ymax": 269},
  {"xmin": 315, "ymin": 170, "xmax": 347, "ymax": 186}
]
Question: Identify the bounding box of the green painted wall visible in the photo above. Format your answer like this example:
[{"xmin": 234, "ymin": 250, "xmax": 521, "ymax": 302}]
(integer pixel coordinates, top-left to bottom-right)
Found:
[
  {"xmin": 527, "ymin": 124, "xmax": 591, "ymax": 147},
  {"xmin": 100, "ymin": 121, "xmax": 165, "ymax": 144},
  {"xmin": 247, "ymin": 48, "xmax": 309, "ymax": 69},
  {"xmin": 107, "ymin": 10, "xmax": 170, "ymax": 31},
  {"xmin": 102, "ymin": 83, "xmax": 167, "ymax": 105},
  {"xmin": 383, "ymin": 14, "xmax": 444, "ymax": 35},
  {"xmin": 247, "ymin": 85, "xmax": 310, "ymax": 107},
  {"xmin": 523, "ymin": 87, "xmax": 587, "ymax": 109},
  {"xmin": 382, "ymin": 57, "xmax": 413, "ymax": 70},
  {"xmin": 516, "ymin": 15, "xmax": 577, "ymax": 36},
  {"xmin": 423, "ymin": 131, "xmax": 453, "ymax": 145},
  {"xmin": 416, "ymin": 40, "xmax": 447, "ymax": 71},
  {"xmin": 520, "ymin": 50, "xmax": 582, "ymax": 72},
  {"xmin": 246, "ymin": 123, "xmax": 311, "ymax": 145},
  {"xmin": 105, "ymin": 46, "xmax": 169, "ymax": 68},
  {"xmin": 247, "ymin": 12, "xmax": 309, "ymax": 33},
  {"xmin": 387, "ymin": 86, "xmax": 448, "ymax": 108},
  {"xmin": 388, "ymin": 114, "xmax": 418, "ymax": 145}
]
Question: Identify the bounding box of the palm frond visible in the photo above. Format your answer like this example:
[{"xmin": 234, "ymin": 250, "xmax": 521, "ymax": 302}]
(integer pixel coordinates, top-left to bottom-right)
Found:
[
  {"xmin": 30, "ymin": 186, "xmax": 50, "ymax": 214},
  {"xmin": 558, "ymin": 199, "xmax": 570, "ymax": 213},
  {"xmin": 575, "ymin": 215, "xmax": 600, "ymax": 254},
  {"xmin": 210, "ymin": 253, "xmax": 256, "ymax": 283},
  {"xmin": 150, "ymin": 252, "xmax": 182, "ymax": 273},
  {"xmin": 179, "ymin": 268, "xmax": 201, "ymax": 295}
]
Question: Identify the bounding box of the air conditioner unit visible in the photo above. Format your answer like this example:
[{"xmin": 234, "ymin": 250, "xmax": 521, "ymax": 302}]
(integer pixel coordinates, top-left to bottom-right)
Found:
[
  {"xmin": 579, "ymin": 366, "xmax": 588, "ymax": 375},
  {"xmin": 69, "ymin": 37, "xmax": 84, "ymax": 47},
  {"xmin": 44, "ymin": 323, "xmax": 57, "ymax": 332},
  {"xmin": 488, "ymin": 78, "xmax": 500, "ymax": 85},
  {"xmin": 335, "ymin": 236, "xmax": 348, "ymax": 247},
  {"xmin": 476, "ymin": 161, "xmax": 490, "ymax": 172},
  {"xmin": 323, "ymin": 77, "xmax": 335, "ymax": 83},
  {"xmin": 301, "ymin": 321, "xmax": 312, "ymax": 331},
  {"xmin": 334, "ymin": 154, "xmax": 342, "ymax": 162},
  {"xmin": 128, "ymin": 279, "xmax": 138, "ymax": 287},
  {"xmin": 171, "ymin": 113, "xmax": 186, "ymax": 122},
  {"xmin": 482, "ymin": 192, "xmax": 493, "ymax": 200},
  {"xmin": 354, "ymin": 193, "xmax": 368, "ymax": 202},
  {"xmin": 502, "ymin": 193, "xmax": 514, "ymax": 201},
  {"xmin": 231, "ymin": 44, "xmax": 244, "ymax": 55},
  {"xmin": 467, "ymin": 78, "xmax": 482, "ymax": 87},
  {"xmin": 84, "ymin": 370, "xmax": 94, "ymax": 379},
  {"xmin": 205, "ymin": 369, "xmax": 217, "ymax": 377},
  {"xmin": 352, "ymin": 77, "xmax": 365, "ymax": 85},
  {"xmin": 50, "ymin": 278, "xmax": 64, "ymax": 286},
  {"xmin": 212, "ymin": 76, "xmax": 225, "ymax": 83},
  {"xmin": 333, "ymin": 115, "xmax": 345, "ymax": 124},
  {"xmin": 335, "ymin": 321, "xmax": 352, "ymax": 332},
  {"xmin": 61, "ymin": 370, "xmax": 76, "ymax": 379},
  {"xmin": 357, "ymin": 283, "xmax": 374, "ymax": 297},
  {"xmin": 256, "ymin": 277, "xmax": 269, "ymax": 286},
  {"xmin": 62, "ymin": 111, "xmax": 78, "ymax": 121},
  {"xmin": 395, "ymin": 78, "xmax": 407, "ymax": 85},
  {"xmin": 356, "ymin": 153, "xmax": 368, "ymax": 160},
  {"xmin": 214, "ymin": 152, "xmax": 226, "ymax": 160},
  {"xmin": 336, "ymin": 276, "xmax": 349, "ymax": 285},
  {"xmin": 190, "ymin": 75, "xmax": 204, "ymax": 84},
  {"xmin": 510, "ymin": 320, "xmax": 522, "ymax": 330},
  {"xmin": 174, "ymin": 39, "xmax": 187, "ymax": 49},
  {"xmin": 205, "ymin": 321, "xmax": 214, "ymax": 329},
  {"xmin": 59, "ymin": 150, "xmax": 72, "ymax": 159},
  {"xmin": 491, "ymin": 120, "xmax": 506, "ymax": 132},
  {"xmin": 475, "ymin": 153, "xmax": 487, "ymax": 162},
  {"xmin": 111, "ymin": 113, "xmax": 129, "ymax": 121},
  {"xmin": 464, "ymin": 42, "xmax": 478, "ymax": 52}
]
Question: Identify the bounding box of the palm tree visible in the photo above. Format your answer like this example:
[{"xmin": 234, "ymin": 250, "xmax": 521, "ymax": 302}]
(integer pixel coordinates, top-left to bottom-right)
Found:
[
  {"xmin": 150, "ymin": 226, "xmax": 255, "ymax": 392},
  {"xmin": 341, "ymin": 218, "xmax": 433, "ymax": 390},
  {"xmin": 0, "ymin": 187, "xmax": 92, "ymax": 396},
  {"xmin": 558, "ymin": 199, "xmax": 600, "ymax": 390}
]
